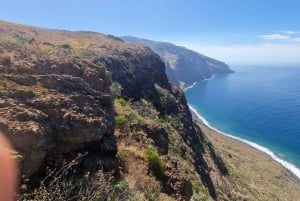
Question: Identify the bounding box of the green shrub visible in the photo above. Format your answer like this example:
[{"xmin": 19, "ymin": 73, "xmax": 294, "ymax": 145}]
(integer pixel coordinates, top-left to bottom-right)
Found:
[
  {"xmin": 144, "ymin": 147, "xmax": 166, "ymax": 177},
  {"xmin": 115, "ymin": 115, "xmax": 128, "ymax": 126},
  {"xmin": 163, "ymin": 114, "xmax": 182, "ymax": 129},
  {"xmin": 114, "ymin": 98, "xmax": 126, "ymax": 106},
  {"xmin": 132, "ymin": 99, "xmax": 159, "ymax": 120},
  {"xmin": 119, "ymin": 151, "xmax": 129, "ymax": 162},
  {"xmin": 192, "ymin": 181, "xmax": 200, "ymax": 193},
  {"xmin": 40, "ymin": 87, "xmax": 48, "ymax": 93},
  {"xmin": 118, "ymin": 151, "xmax": 129, "ymax": 171},
  {"xmin": 72, "ymin": 53, "xmax": 81, "ymax": 58},
  {"xmin": 111, "ymin": 180, "xmax": 131, "ymax": 200}
]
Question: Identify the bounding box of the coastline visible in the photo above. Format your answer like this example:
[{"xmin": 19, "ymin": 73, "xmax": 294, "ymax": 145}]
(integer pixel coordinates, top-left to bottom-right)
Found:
[
  {"xmin": 183, "ymin": 74, "xmax": 215, "ymax": 92},
  {"xmin": 189, "ymin": 105, "xmax": 300, "ymax": 181},
  {"xmin": 189, "ymin": 106, "xmax": 300, "ymax": 200}
]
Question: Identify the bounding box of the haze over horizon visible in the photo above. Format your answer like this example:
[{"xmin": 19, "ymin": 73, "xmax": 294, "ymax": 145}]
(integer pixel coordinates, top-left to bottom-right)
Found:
[{"xmin": 1, "ymin": 0, "xmax": 300, "ymax": 66}]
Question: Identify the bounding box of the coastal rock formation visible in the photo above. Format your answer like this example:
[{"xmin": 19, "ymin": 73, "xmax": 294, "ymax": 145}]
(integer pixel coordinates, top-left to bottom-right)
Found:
[
  {"xmin": 0, "ymin": 20, "xmax": 229, "ymax": 200},
  {"xmin": 96, "ymin": 35, "xmax": 221, "ymax": 199},
  {"xmin": 122, "ymin": 36, "xmax": 233, "ymax": 89}
]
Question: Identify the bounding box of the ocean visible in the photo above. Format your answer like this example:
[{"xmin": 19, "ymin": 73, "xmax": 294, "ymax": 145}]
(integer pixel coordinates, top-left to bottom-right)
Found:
[{"xmin": 185, "ymin": 66, "xmax": 300, "ymax": 179}]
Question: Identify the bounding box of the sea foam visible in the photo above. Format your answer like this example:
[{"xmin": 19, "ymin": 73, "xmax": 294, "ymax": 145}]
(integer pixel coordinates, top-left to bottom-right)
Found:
[
  {"xmin": 184, "ymin": 75, "xmax": 215, "ymax": 92},
  {"xmin": 189, "ymin": 105, "xmax": 300, "ymax": 181},
  {"xmin": 183, "ymin": 82, "xmax": 197, "ymax": 92}
]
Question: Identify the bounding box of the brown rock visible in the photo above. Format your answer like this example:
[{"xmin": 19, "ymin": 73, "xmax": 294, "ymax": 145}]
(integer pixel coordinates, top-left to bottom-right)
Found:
[
  {"xmin": 0, "ymin": 59, "xmax": 114, "ymax": 176},
  {"xmin": 141, "ymin": 121, "xmax": 169, "ymax": 155},
  {"xmin": 162, "ymin": 168, "xmax": 193, "ymax": 201}
]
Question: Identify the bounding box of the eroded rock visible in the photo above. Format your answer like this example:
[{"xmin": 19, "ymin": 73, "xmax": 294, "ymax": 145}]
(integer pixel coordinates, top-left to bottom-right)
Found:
[{"xmin": 0, "ymin": 59, "xmax": 114, "ymax": 176}]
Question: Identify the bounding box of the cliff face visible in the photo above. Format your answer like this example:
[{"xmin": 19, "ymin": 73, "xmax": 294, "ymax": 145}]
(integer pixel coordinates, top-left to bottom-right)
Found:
[
  {"xmin": 93, "ymin": 46, "xmax": 170, "ymax": 101},
  {"xmin": 0, "ymin": 21, "xmax": 126, "ymax": 176},
  {"xmin": 93, "ymin": 38, "xmax": 222, "ymax": 200},
  {"xmin": 122, "ymin": 36, "xmax": 233, "ymax": 89},
  {"xmin": 0, "ymin": 21, "xmax": 229, "ymax": 200}
]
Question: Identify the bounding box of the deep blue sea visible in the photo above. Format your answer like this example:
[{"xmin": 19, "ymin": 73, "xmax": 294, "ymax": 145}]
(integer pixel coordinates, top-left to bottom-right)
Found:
[{"xmin": 185, "ymin": 66, "xmax": 300, "ymax": 178}]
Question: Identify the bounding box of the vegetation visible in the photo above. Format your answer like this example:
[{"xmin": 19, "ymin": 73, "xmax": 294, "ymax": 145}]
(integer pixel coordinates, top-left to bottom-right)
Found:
[
  {"xmin": 162, "ymin": 114, "xmax": 182, "ymax": 129},
  {"xmin": 72, "ymin": 53, "xmax": 81, "ymax": 59},
  {"xmin": 14, "ymin": 34, "xmax": 28, "ymax": 45},
  {"xmin": 40, "ymin": 87, "xmax": 49, "ymax": 93},
  {"xmin": 115, "ymin": 115, "xmax": 128, "ymax": 126},
  {"xmin": 132, "ymin": 99, "xmax": 159, "ymax": 120},
  {"xmin": 144, "ymin": 147, "xmax": 166, "ymax": 177},
  {"xmin": 110, "ymin": 82, "xmax": 123, "ymax": 98},
  {"xmin": 114, "ymin": 98, "xmax": 126, "ymax": 106},
  {"xmin": 18, "ymin": 155, "xmax": 132, "ymax": 201},
  {"xmin": 118, "ymin": 150, "xmax": 129, "ymax": 172},
  {"xmin": 60, "ymin": 43, "xmax": 72, "ymax": 49}
]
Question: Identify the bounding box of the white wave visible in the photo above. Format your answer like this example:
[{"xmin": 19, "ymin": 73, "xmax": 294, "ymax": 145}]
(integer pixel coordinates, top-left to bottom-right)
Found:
[
  {"xmin": 189, "ymin": 105, "xmax": 300, "ymax": 180},
  {"xmin": 203, "ymin": 74, "xmax": 215, "ymax": 81},
  {"xmin": 183, "ymin": 82, "xmax": 197, "ymax": 92},
  {"xmin": 184, "ymin": 74, "xmax": 216, "ymax": 92}
]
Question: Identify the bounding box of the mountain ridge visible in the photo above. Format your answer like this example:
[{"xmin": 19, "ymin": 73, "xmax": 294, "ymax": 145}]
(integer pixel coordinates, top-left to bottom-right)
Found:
[{"xmin": 122, "ymin": 36, "xmax": 233, "ymax": 89}]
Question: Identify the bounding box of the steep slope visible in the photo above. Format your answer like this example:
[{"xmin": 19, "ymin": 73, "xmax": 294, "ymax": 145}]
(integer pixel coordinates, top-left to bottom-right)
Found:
[
  {"xmin": 122, "ymin": 36, "xmax": 233, "ymax": 89},
  {"xmin": 0, "ymin": 21, "xmax": 226, "ymax": 200},
  {"xmin": 94, "ymin": 46, "xmax": 224, "ymax": 200}
]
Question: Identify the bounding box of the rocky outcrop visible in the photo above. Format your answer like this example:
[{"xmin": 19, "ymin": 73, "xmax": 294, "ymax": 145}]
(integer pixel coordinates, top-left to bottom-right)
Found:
[
  {"xmin": 93, "ymin": 47, "xmax": 171, "ymax": 101},
  {"xmin": 0, "ymin": 59, "xmax": 114, "ymax": 176},
  {"xmin": 141, "ymin": 121, "xmax": 169, "ymax": 155},
  {"xmin": 122, "ymin": 36, "xmax": 233, "ymax": 89},
  {"xmin": 162, "ymin": 168, "xmax": 193, "ymax": 201}
]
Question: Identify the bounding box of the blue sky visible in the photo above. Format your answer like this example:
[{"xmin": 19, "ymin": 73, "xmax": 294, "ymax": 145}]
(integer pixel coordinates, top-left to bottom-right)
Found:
[{"xmin": 1, "ymin": 0, "xmax": 300, "ymax": 65}]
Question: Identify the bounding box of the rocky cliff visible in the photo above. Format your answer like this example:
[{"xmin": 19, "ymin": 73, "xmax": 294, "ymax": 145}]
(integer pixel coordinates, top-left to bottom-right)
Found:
[
  {"xmin": 0, "ymin": 21, "xmax": 118, "ymax": 176},
  {"xmin": 122, "ymin": 36, "xmax": 233, "ymax": 89},
  {"xmin": 0, "ymin": 21, "xmax": 231, "ymax": 201},
  {"xmin": 94, "ymin": 40, "xmax": 222, "ymax": 199}
]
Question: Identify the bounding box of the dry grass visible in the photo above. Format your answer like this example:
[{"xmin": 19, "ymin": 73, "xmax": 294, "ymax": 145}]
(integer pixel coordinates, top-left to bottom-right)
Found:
[
  {"xmin": 18, "ymin": 154, "xmax": 131, "ymax": 201},
  {"xmin": 199, "ymin": 122, "xmax": 300, "ymax": 201},
  {"xmin": 0, "ymin": 20, "xmax": 149, "ymax": 69}
]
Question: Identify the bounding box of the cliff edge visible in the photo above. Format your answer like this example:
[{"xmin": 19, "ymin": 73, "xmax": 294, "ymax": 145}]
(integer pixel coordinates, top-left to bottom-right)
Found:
[{"xmin": 122, "ymin": 36, "xmax": 233, "ymax": 89}]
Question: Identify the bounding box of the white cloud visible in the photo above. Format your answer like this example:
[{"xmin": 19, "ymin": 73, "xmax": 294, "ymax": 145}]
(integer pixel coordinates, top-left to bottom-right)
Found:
[
  {"xmin": 280, "ymin": 30, "xmax": 300, "ymax": 35},
  {"xmin": 260, "ymin": 34, "xmax": 290, "ymax": 41},
  {"xmin": 177, "ymin": 42, "xmax": 300, "ymax": 66}
]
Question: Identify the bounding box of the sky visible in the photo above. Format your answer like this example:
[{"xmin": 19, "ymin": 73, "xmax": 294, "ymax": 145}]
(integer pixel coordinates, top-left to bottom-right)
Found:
[{"xmin": 0, "ymin": 0, "xmax": 300, "ymax": 66}]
